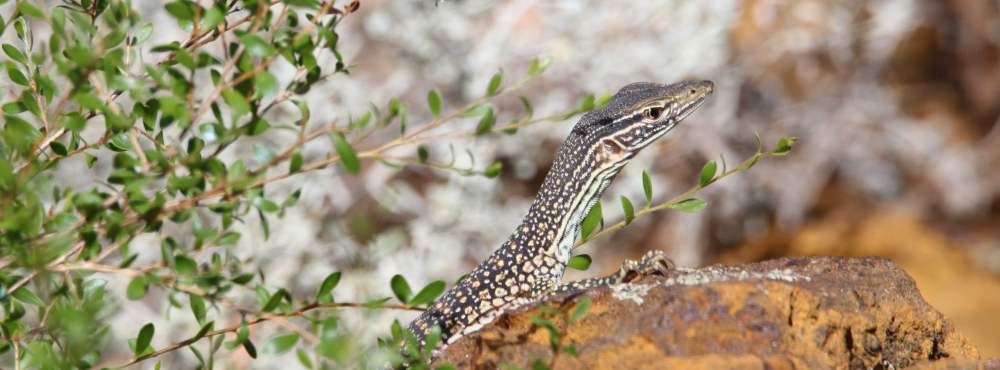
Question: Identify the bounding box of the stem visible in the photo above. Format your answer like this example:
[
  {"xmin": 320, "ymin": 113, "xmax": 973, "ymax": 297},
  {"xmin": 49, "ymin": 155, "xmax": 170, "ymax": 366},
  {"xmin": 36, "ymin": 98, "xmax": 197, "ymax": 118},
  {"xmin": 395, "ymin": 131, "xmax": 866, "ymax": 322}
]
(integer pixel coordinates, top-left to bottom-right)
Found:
[
  {"xmin": 573, "ymin": 150, "xmax": 784, "ymax": 251},
  {"xmin": 106, "ymin": 301, "xmax": 421, "ymax": 369}
]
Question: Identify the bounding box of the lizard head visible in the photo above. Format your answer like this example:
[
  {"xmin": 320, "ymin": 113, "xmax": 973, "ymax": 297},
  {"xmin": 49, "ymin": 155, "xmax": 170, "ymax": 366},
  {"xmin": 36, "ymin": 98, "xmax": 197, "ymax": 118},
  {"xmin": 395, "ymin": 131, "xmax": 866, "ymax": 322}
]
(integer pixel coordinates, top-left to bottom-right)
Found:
[{"xmin": 570, "ymin": 80, "xmax": 714, "ymax": 167}]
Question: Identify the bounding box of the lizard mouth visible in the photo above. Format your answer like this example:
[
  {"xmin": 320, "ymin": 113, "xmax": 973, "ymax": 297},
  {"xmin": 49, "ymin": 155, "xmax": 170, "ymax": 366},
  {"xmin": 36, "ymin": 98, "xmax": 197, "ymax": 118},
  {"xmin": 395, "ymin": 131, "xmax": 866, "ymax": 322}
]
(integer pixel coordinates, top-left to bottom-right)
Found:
[{"xmin": 675, "ymin": 97, "xmax": 708, "ymax": 123}]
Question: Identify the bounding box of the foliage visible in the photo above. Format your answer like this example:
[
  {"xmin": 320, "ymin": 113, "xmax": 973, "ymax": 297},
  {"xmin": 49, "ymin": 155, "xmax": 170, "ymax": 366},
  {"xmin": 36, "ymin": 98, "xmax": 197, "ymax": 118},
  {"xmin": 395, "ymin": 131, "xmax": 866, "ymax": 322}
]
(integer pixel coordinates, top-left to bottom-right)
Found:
[{"xmin": 0, "ymin": 1, "xmax": 793, "ymax": 369}]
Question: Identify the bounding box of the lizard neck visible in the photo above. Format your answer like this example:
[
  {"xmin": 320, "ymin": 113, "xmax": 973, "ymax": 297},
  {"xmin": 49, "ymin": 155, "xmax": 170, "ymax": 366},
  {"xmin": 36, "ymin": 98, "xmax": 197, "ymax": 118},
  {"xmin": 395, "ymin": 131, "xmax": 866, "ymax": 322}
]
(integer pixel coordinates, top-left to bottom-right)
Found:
[{"xmin": 506, "ymin": 135, "xmax": 625, "ymax": 266}]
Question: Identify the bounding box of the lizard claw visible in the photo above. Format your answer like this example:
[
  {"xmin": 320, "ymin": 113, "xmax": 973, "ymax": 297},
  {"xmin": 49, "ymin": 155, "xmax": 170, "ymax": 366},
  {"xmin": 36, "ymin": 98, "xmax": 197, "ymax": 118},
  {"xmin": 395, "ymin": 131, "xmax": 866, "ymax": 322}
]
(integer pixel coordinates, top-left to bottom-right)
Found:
[{"xmin": 617, "ymin": 250, "xmax": 675, "ymax": 284}]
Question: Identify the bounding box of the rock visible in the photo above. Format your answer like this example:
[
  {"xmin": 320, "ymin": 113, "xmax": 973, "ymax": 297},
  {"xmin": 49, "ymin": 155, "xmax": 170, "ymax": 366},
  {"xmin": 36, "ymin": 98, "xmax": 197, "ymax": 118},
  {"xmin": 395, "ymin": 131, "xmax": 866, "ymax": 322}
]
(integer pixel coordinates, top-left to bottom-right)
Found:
[{"xmin": 435, "ymin": 257, "xmax": 993, "ymax": 369}]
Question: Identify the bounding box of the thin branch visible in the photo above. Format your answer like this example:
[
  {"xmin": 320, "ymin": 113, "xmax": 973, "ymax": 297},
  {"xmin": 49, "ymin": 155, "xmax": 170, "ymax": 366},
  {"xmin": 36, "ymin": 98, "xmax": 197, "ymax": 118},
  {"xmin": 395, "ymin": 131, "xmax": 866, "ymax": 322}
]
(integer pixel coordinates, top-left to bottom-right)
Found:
[
  {"xmin": 107, "ymin": 301, "xmax": 422, "ymax": 369},
  {"xmin": 573, "ymin": 148, "xmax": 788, "ymax": 251}
]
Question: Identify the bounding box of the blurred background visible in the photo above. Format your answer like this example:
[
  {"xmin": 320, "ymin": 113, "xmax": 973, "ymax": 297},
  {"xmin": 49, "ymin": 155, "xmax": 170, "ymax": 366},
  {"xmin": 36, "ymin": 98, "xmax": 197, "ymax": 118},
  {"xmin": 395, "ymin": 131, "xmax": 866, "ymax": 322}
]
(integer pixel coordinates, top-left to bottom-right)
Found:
[{"xmin": 98, "ymin": 0, "xmax": 1000, "ymax": 367}]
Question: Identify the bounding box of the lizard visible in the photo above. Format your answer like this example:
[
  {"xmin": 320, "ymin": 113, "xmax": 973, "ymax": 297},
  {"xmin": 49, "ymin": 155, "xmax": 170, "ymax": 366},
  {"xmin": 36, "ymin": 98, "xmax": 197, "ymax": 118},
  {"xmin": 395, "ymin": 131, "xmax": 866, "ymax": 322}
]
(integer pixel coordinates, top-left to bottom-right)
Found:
[{"xmin": 406, "ymin": 80, "xmax": 715, "ymax": 355}]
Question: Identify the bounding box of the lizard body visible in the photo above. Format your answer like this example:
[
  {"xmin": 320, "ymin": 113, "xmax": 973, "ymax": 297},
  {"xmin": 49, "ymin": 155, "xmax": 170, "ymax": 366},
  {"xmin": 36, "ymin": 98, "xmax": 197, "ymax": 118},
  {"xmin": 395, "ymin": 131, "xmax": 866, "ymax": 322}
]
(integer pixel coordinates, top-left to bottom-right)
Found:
[{"xmin": 407, "ymin": 80, "xmax": 715, "ymax": 352}]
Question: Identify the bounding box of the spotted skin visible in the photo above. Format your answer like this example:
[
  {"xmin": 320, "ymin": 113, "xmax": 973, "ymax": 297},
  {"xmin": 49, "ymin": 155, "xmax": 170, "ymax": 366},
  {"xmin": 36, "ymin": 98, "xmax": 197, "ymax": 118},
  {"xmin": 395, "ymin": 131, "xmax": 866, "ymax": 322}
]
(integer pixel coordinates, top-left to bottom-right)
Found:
[{"xmin": 407, "ymin": 80, "xmax": 715, "ymax": 352}]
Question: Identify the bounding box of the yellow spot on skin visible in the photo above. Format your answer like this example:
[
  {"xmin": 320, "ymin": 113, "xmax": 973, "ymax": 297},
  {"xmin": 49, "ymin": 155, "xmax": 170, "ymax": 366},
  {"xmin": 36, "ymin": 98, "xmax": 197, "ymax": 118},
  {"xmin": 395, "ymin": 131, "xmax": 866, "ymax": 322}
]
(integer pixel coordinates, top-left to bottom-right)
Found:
[{"xmin": 492, "ymin": 298, "xmax": 504, "ymax": 306}]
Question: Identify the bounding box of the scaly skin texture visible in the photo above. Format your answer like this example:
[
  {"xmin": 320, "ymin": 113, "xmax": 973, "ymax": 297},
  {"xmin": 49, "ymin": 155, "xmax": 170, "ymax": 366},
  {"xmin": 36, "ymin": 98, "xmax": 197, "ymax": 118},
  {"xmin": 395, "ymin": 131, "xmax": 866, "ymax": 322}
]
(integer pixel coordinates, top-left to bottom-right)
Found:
[{"xmin": 407, "ymin": 80, "xmax": 715, "ymax": 352}]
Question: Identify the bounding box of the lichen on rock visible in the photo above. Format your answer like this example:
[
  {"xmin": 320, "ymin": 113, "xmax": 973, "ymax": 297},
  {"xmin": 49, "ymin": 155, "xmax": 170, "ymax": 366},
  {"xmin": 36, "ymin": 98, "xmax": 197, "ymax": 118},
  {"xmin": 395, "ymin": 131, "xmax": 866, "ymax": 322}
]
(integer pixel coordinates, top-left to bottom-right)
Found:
[{"xmin": 435, "ymin": 257, "xmax": 994, "ymax": 370}]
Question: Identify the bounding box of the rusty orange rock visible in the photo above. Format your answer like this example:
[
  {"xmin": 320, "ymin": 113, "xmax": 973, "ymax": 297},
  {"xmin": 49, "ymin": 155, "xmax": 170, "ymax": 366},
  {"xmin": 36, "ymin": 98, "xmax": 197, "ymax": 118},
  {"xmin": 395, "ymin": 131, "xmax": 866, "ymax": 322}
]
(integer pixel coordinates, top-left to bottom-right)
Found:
[{"xmin": 435, "ymin": 257, "xmax": 994, "ymax": 370}]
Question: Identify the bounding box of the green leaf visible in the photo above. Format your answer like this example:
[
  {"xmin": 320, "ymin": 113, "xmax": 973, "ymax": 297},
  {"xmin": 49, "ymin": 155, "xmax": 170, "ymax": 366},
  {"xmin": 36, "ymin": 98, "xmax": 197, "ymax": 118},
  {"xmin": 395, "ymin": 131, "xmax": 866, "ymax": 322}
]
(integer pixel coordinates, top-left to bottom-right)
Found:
[
  {"xmin": 49, "ymin": 141, "xmax": 67, "ymax": 156},
  {"xmin": 667, "ymin": 198, "xmax": 708, "ymax": 213},
  {"xmin": 17, "ymin": 2, "xmax": 45, "ymax": 19},
  {"xmin": 262, "ymin": 289, "xmax": 287, "ymax": 312},
  {"xmin": 314, "ymin": 271, "xmax": 341, "ymax": 301},
  {"xmin": 243, "ymin": 340, "xmax": 258, "ymax": 359},
  {"xmin": 73, "ymin": 91, "xmax": 104, "ymax": 110},
  {"xmin": 85, "ymin": 154, "xmax": 98, "ymax": 168},
  {"xmin": 216, "ymin": 231, "xmax": 241, "ymax": 246},
  {"xmin": 595, "ymin": 93, "xmax": 613, "ymax": 108},
  {"xmin": 6, "ymin": 63, "xmax": 28, "ymax": 85},
  {"xmin": 620, "ymin": 196, "xmax": 635, "ymax": 225},
  {"xmin": 2, "ymin": 102, "xmax": 25, "ymax": 114},
  {"xmin": 222, "ymin": 88, "xmax": 250, "ymax": 121},
  {"xmin": 11, "ymin": 288, "xmax": 43, "ymax": 306},
  {"xmin": 483, "ymin": 161, "xmax": 502, "ymax": 178},
  {"xmin": 227, "ymin": 325, "xmax": 250, "ymax": 350},
  {"xmin": 390, "ymin": 275, "xmax": 412, "ymax": 304},
  {"xmin": 427, "ymin": 89, "xmax": 441, "ymax": 118},
  {"xmin": 3, "ymin": 114, "xmax": 40, "ymax": 154},
  {"xmin": 174, "ymin": 255, "xmax": 197, "ymax": 276},
  {"xmin": 417, "ymin": 146, "xmax": 429, "ymax": 163},
  {"xmin": 296, "ymin": 348, "xmax": 314, "ymax": 369},
  {"xmin": 330, "ymin": 132, "xmax": 360, "ymax": 173},
  {"xmin": 246, "ymin": 117, "xmax": 270, "ymax": 135},
  {"xmin": 126, "ymin": 276, "xmax": 149, "ymax": 300},
  {"xmin": 528, "ymin": 57, "xmax": 551, "ymax": 76},
  {"xmin": 135, "ymin": 323, "xmax": 155, "ymax": 356},
  {"xmin": 192, "ymin": 321, "xmax": 214, "ymax": 342},
  {"xmin": 134, "ymin": 23, "xmax": 154, "ymax": 44},
  {"xmin": 699, "ymin": 160, "xmax": 717, "ymax": 187},
  {"xmin": 773, "ymin": 136, "xmax": 796, "ymax": 156},
  {"xmin": 577, "ymin": 94, "xmax": 596, "ymax": 112},
  {"xmin": 190, "ymin": 294, "xmax": 206, "ymax": 323},
  {"xmin": 580, "ymin": 201, "xmax": 602, "ymax": 240},
  {"xmin": 240, "ymin": 34, "xmax": 276, "ymax": 58},
  {"xmin": 486, "ymin": 72, "xmax": 503, "ymax": 96},
  {"xmin": 289, "ymin": 151, "xmax": 303, "ymax": 173},
  {"xmin": 201, "ymin": 5, "xmax": 224, "ymax": 30},
  {"xmin": 474, "ymin": 107, "xmax": 495, "ymax": 135},
  {"xmin": 349, "ymin": 111, "xmax": 371, "ymax": 130},
  {"xmin": 642, "ymin": 170, "xmax": 653, "ymax": 203},
  {"xmin": 262, "ymin": 333, "xmax": 299, "ymax": 355},
  {"xmin": 519, "ymin": 95, "xmax": 534, "ymax": 117},
  {"xmin": 165, "ymin": 1, "xmax": 194, "ymax": 21},
  {"xmin": 408, "ymin": 281, "xmax": 445, "ymax": 307},
  {"xmin": 3, "ymin": 44, "xmax": 26, "ymax": 64},
  {"xmin": 294, "ymin": 100, "xmax": 310, "ymax": 125},
  {"xmin": 567, "ymin": 254, "xmax": 592, "ymax": 271},
  {"xmin": 254, "ymin": 71, "xmax": 279, "ymax": 100},
  {"xmin": 107, "ymin": 133, "xmax": 130, "ymax": 152}
]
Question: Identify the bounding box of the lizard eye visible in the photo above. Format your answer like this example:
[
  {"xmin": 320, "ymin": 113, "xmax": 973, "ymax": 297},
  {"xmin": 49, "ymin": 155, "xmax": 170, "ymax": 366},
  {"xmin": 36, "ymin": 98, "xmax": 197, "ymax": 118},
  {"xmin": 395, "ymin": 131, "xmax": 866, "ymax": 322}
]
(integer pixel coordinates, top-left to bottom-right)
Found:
[{"xmin": 643, "ymin": 106, "xmax": 663, "ymax": 121}]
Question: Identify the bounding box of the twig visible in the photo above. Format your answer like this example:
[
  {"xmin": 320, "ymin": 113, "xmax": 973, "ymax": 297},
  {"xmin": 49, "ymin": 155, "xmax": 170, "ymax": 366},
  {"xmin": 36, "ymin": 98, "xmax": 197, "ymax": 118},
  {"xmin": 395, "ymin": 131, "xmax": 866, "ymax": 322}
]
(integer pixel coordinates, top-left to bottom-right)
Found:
[
  {"xmin": 107, "ymin": 301, "xmax": 422, "ymax": 369},
  {"xmin": 573, "ymin": 148, "xmax": 787, "ymax": 250}
]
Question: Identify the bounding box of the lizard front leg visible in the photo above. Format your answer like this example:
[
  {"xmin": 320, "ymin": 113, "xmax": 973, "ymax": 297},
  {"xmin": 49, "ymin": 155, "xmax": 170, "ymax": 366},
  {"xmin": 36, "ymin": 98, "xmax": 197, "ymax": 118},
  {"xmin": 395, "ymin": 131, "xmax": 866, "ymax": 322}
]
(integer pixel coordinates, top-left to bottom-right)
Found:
[{"xmin": 555, "ymin": 250, "xmax": 675, "ymax": 293}]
